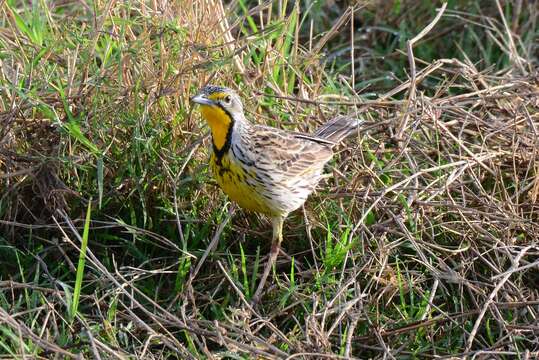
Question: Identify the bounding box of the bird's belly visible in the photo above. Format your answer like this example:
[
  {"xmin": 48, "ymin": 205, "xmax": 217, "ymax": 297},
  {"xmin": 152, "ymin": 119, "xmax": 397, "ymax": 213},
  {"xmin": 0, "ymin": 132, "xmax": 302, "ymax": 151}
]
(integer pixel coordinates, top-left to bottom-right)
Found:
[{"xmin": 210, "ymin": 154, "xmax": 280, "ymax": 216}]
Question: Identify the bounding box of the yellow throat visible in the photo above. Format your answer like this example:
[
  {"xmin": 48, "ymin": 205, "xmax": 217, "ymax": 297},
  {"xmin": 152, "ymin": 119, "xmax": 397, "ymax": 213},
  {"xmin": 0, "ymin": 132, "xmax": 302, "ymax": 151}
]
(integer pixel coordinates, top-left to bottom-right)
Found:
[{"xmin": 199, "ymin": 104, "xmax": 233, "ymax": 151}]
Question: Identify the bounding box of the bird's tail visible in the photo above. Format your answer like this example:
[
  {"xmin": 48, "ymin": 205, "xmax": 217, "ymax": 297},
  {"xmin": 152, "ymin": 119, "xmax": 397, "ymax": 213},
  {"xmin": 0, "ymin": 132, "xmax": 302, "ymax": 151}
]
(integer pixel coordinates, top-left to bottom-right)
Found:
[{"xmin": 314, "ymin": 115, "xmax": 361, "ymax": 144}]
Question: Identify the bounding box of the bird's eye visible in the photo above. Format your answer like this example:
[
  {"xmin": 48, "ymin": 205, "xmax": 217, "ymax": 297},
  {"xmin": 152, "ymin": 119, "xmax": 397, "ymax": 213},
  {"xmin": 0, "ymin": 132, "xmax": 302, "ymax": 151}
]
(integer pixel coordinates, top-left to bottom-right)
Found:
[{"xmin": 223, "ymin": 95, "xmax": 232, "ymax": 104}]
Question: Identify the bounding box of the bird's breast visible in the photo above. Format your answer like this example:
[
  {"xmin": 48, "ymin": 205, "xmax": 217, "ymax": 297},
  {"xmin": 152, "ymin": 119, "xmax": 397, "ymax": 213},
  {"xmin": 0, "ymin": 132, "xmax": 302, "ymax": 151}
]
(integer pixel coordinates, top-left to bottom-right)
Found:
[{"xmin": 209, "ymin": 152, "xmax": 281, "ymax": 216}]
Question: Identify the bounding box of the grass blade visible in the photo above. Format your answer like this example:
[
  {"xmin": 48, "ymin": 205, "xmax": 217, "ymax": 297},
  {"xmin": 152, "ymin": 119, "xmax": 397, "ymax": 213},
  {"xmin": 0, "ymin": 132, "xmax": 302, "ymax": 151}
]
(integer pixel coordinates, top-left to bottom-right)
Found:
[
  {"xmin": 97, "ymin": 157, "xmax": 104, "ymax": 209},
  {"xmin": 70, "ymin": 199, "xmax": 92, "ymax": 321}
]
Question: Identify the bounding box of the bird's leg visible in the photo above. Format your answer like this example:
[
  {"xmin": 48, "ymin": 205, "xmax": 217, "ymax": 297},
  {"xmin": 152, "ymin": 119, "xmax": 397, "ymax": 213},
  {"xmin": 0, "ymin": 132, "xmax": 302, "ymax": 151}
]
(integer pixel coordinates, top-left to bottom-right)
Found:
[{"xmin": 251, "ymin": 216, "xmax": 284, "ymax": 305}]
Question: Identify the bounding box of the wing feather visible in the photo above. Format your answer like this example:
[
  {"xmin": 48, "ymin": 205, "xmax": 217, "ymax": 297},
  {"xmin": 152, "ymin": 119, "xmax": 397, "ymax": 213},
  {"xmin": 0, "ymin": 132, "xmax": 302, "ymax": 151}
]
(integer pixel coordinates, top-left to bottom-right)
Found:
[{"xmin": 250, "ymin": 126, "xmax": 333, "ymax": 180}]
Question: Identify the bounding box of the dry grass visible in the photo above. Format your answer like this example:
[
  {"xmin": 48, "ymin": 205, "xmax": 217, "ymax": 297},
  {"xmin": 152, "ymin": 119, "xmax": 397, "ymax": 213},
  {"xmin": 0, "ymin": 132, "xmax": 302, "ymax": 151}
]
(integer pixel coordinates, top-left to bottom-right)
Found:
[{"xmin": 1, "ymin": 0, "xmax": 538, "ymax": 358}]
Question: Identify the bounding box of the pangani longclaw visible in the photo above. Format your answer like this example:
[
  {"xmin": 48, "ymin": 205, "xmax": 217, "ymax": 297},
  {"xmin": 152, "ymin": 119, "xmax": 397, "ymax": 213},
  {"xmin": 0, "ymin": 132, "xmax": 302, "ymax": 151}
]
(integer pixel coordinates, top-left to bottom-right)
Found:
[{"xmin": 191, "ymin": 85, "xmax": 361, "ymax": 303}]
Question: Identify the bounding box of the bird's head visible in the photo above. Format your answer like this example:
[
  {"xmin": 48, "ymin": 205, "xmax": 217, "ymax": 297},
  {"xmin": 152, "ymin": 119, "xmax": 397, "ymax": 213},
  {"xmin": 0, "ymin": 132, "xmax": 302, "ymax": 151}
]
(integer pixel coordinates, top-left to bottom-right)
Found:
[
  {"xmin": 191, "ymin": 86, "xmax": 243, "ymax": 113},
  {"xmin": 191, "ymin": 86, "xmax": 244, "ymax": 151}
]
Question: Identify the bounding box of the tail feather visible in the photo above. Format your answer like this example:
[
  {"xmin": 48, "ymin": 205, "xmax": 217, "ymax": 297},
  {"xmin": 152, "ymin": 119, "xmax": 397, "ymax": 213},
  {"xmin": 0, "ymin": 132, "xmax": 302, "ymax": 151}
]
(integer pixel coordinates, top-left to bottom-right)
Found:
[{"xmin": 314, "ymin": 115, "xmax": 361, "ymax": 144}]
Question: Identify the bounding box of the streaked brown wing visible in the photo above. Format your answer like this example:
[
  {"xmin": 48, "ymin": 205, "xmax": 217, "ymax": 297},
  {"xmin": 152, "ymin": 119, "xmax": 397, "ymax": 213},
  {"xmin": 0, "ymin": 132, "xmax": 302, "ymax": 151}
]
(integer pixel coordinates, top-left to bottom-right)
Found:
[{"xmin": 251, "ymin": 126, "xmax": 334, "ymax": 178}]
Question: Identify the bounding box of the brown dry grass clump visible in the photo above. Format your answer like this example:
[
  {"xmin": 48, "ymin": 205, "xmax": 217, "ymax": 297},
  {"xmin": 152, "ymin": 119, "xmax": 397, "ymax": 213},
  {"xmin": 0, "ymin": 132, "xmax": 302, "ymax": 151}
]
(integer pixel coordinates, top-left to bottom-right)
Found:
[{"xmin": 1, "ymin": 0, "xmax": 538, "ymax": 358}]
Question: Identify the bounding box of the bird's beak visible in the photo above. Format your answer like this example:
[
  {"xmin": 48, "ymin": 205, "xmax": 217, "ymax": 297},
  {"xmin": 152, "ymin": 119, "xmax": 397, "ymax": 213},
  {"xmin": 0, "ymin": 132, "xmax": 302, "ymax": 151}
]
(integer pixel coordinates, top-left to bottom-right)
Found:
[{"xmin": 190, "ymin": 93, "xmax": 214, "ymax": 106}]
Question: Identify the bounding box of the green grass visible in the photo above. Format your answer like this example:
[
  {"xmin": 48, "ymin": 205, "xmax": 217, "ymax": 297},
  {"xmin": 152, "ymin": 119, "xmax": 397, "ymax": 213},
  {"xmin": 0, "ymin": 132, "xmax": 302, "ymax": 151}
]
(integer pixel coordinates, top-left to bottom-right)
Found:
[
  {"xmin": 70, "ymin": 199, "xmax": 92, "ymax": 321},
  {"xmin": 1, "ymin": 0, "xmax": 539, "ymax": 358}
]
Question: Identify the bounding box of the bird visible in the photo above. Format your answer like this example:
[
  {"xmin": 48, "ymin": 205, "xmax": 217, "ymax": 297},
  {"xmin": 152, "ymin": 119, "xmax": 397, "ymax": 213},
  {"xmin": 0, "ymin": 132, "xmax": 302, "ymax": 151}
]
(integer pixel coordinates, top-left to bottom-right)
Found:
[{"xmin": 191, "ymin": 85, "xmax": 360, "ymax": 303}]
